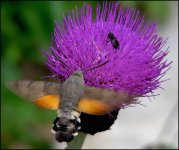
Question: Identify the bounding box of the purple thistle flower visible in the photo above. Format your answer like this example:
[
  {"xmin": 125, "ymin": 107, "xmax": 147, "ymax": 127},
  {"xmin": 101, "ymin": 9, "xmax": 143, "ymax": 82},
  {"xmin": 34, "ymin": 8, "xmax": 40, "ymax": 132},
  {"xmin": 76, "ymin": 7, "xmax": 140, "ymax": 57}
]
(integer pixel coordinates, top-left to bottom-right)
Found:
[{"xmin": 44, "ymin": 2, "xmax": 171, "ymax": 97}]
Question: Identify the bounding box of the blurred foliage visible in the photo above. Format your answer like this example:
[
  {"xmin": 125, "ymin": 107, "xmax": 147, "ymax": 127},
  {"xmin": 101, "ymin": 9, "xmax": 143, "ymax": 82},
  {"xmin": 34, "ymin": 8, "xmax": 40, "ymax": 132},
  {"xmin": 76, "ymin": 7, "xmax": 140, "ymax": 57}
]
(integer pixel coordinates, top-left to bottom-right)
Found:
[
  {"xmin": 1, "ymin": 1, "xmax": 169, "ymax": 149},
  {"xmin": 118, "ymin": 1, "xmax": 169, "ymax": 24}
]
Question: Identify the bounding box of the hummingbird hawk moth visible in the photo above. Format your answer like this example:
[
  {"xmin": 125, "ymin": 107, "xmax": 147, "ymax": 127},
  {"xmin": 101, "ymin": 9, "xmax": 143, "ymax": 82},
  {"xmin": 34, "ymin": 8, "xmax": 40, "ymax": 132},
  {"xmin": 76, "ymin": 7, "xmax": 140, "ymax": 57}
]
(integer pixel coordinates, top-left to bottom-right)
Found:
[{"xmin": 6, "ymin": 70, "xmax": 132, "ymax": 142}]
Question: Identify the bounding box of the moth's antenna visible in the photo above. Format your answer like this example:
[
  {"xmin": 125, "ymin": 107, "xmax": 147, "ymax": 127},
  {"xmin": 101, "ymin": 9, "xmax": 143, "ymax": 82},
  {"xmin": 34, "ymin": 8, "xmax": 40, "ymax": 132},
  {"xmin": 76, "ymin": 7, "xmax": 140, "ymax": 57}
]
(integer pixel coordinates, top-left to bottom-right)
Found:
[
  {"xmin": 51, "ymin": 50, "xmax": 73, "ymax": 72},
  {"xmin": 83, "ymin": 60, "xmax": 110, "ymax": 73}
]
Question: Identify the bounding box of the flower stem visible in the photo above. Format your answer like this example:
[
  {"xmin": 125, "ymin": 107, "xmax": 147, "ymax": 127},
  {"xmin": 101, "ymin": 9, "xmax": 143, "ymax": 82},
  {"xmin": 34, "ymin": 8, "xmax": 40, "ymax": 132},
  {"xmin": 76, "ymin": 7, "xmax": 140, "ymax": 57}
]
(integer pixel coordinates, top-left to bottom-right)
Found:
[{"xmin": 65, "ymin": 132, "xmax": 87, "ymax": 149}]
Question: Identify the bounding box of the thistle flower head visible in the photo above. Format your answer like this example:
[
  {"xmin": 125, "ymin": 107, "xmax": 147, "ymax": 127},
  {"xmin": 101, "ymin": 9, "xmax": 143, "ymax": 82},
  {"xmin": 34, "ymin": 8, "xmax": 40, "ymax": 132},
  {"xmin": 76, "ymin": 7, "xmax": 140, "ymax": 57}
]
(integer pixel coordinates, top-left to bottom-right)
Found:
[{"xmin": 44, "ymin": 2, "xmax": 171, "ymax": 97}]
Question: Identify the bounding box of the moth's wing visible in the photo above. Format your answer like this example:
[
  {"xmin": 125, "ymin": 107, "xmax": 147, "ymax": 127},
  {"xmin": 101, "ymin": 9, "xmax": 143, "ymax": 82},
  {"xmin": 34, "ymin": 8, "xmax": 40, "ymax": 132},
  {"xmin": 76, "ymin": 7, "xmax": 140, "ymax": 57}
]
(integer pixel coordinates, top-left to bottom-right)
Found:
[
  {"xmin": 78, "ymin": 86, "xmax": 134, "ymax": 115},
  {"xmin": 6, "ymin": 80, "xmax": 60, "ymax": 109},
  {"xmin": 6, "ymin": 81, "xmax": 134, "ymax": 115}
]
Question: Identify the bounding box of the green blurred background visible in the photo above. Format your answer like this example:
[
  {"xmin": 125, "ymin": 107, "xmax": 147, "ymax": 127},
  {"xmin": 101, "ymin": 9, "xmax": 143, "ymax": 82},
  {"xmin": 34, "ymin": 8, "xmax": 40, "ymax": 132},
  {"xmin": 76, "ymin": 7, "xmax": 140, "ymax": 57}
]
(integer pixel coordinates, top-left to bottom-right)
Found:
[{"xmin": 1, "ymin": 1, "xmax": 170, "ymax": 149}]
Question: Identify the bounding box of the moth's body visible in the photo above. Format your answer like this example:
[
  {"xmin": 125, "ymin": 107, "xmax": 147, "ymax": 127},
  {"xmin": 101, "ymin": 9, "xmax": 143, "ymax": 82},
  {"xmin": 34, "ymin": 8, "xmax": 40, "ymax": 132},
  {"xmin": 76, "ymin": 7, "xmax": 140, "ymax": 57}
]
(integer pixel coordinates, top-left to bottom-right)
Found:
[
  {"xmin": 60, "ymin": 70, "xmax": 84, "ymax": 119},
  {"xmin": 53, "ymin": 71, "xmax": 84, "ymax": 142}
]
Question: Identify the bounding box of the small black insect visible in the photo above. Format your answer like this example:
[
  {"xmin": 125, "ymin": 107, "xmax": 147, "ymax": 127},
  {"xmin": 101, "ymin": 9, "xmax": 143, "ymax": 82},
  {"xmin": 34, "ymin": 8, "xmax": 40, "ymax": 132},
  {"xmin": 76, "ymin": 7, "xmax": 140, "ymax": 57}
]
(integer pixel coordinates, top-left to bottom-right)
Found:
[{"xmin": 107, "ymin": 32, "xmax": 120, "ymax": 49}]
